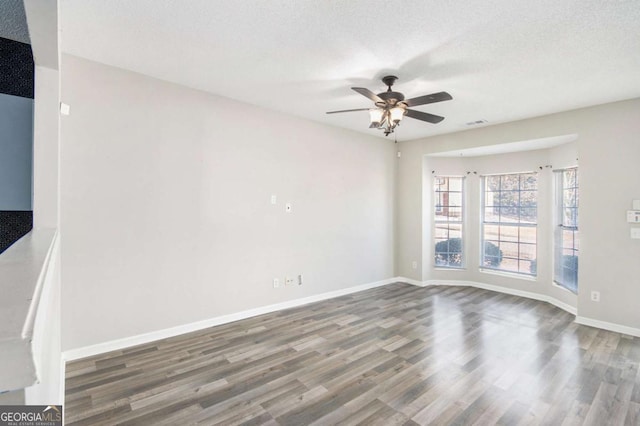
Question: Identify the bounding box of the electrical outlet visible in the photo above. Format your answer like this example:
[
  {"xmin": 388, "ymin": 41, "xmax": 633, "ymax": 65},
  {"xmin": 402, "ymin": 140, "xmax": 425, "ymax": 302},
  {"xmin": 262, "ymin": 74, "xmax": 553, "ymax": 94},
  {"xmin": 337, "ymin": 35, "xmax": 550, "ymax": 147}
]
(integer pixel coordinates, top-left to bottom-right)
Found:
[
  {"xmin": 412, "ymin": 261, "xmax": 418, "ymax": 269},
  {"xmin": 591, "ymin": 291, "xmax": 600, "ymax": 302},
  {"xmin": 273, "ymin": 278, "xmax": 280, "ymax": 288},
  {"xmin": 285, "ymin": 277, "xmax": 294, "ymax": 286},
  {"xmin": 298, "ymin": 274, "xmax": 303, "ymax": 285}
]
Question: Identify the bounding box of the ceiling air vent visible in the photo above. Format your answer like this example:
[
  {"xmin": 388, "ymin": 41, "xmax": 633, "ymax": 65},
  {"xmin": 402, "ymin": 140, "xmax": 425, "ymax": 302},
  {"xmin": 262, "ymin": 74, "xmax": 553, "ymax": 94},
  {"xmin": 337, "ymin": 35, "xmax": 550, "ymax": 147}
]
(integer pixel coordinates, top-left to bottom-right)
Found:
[{"xmin": 465, "ymin": 119, "xmax": 488, "ymax": 126}]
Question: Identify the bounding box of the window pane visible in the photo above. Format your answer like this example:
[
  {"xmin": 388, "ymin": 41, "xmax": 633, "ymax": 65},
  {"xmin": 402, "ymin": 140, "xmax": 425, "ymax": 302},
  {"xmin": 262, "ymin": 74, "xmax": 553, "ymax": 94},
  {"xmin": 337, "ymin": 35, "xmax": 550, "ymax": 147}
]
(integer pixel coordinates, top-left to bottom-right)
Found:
[
  {"xmin": 448, "ymin": 192, "xmax": 462, "ymax": 207},
  {"xmin": 486, "ymin": 176, "xmax": 501, "ymax": 191},
  {"xmin": 567, "ymin": 207, "xmax": 578, "ymax": 227},
  {"xmin": 563, "ymin": 169, "xmax": 576, "ymax": 189},
  {"xmin": 482, "ymin": 172, "xmax": 537, "ymax": 276},
  {"xmin": 499, "ymin": 257, "xmax": 519, "ymax": 273},
  {"xmin": 501, "ymin": 175, "xmax": 519, "ymax": 190},
  {"xmin": 519, "ymin": 207, "xmax": 537, "ymax": 224},
  {"xmin": 448, "ymin": 207, "xmax": 462, "ymax": 220},
  {"xmin": 563, "ymin": 188, "xmax": 577, "ymax": 208},
  {"xmin": 519, "ymin": 243, "xmax": 536, "ymax": 260},
  {"xmin": 485, "ymin": 190, "xmax": 498, "ymax": 208},
  {"xmin": 499, "ymin": 225, "xmax": 519, "ymax": 243},
  {"xmin": 562, "ymin": 230, "xmax": 575, "ymax": 249},
  {"xmin": 449, "ymin": 178, "xmax": 463, "ymax": 191},
  {"xmin": 520, "ymin": 191, "xmax": 537, "ymax": 208},
  {"xmin": 483, "ymin": 239, "xmax": 503, "ymax": 267},
  {"xmin": 498, "ymin": 192, "xmax": 519, "ymax": 208},
  {"xmin": 435, "ymin": 224, "xmax": 450, "ymax": 240},
  {"xmin": 519, "ymin": 259, "xmax": 535, "ymax": 275},
  {"xmin": 484, "ymin": 207, "xmax": 500, "ymax": 223},
  {"xmin": 520, "ymin": 227, "xmax": 536, "ymax": 245},
  {"xmin": 484, "ymin": 224, "xmax": 499, "ymax": 241},
  {"xmin": 435, "ymin": 223, "xmax": 463, "ymax": 268},
  {"xmin": 448, "ymin": 223, "xmax": 462, "ymax": 239},
  {"xmin": 434, "ymin": 177, "xmax": 464, "ymax": 268},
  {"xmin": 521, "ymin": 173, "xmax": 538, "ymax": 190},
  {"xmin": 499, "ymin": 206, "xmax": 518, "ymax": 223},
  {"xmin": 435, "ymin": 210, "xmax": 447, "ymax": 222},
  {"xmin": 500, "ymin": 242, "xmax": 519, "ymax": 259},
  {"xmin": 554, "ymin": 168, "xmax": 579, "ymax": 292}
]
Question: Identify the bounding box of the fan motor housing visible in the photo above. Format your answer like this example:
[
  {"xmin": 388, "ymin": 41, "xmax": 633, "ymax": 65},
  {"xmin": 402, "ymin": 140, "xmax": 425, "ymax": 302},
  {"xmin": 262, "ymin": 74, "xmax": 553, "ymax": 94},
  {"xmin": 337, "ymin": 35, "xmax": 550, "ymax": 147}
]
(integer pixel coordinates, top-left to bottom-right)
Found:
[{"xmin": 377, "ymin": 91, "xmax": 405, "ymax": 106}]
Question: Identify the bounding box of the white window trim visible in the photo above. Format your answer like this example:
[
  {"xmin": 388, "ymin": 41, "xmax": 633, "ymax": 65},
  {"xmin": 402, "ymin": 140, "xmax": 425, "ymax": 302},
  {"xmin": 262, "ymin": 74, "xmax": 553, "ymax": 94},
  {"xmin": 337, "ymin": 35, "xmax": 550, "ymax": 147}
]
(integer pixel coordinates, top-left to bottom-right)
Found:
[
  {"xmin": 480, "ymin": 172, "xmax": 538, "ymax": 277},
  {"xmin": 433, "ymin": 176, "xmax": 466, "ymax": 269},
  {"xmin": 553, "ymin": 167, "xmax": 579, "ymax": 293}
]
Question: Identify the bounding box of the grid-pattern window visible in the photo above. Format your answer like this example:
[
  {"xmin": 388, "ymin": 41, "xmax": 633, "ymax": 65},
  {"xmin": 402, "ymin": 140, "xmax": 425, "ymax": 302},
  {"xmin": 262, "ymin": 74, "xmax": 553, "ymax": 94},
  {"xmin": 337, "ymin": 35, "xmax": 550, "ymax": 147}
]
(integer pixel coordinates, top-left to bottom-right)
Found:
[
  {"xmin": 554, "ymin": 168, "xmax": 579, "ymax": 292},
  {"xmin": 481, "ymin": 173, "xmax": 537, "ymax": 275},
  {"xmin": 434, "ymin": 176, "xmax": 464, "ymax": 268}
]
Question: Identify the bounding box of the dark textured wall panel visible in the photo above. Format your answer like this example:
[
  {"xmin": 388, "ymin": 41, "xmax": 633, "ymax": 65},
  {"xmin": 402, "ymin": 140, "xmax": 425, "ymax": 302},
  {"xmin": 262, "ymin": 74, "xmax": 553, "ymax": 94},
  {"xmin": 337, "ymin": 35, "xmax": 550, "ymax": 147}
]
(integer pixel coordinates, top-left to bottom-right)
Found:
[
  {"xmin": 0, "ymin": 211, "xmax": 32, "ymax": 253},
  {"xmin": 0, "ymin": 37, "xmax": 34, "ymax": 99}
]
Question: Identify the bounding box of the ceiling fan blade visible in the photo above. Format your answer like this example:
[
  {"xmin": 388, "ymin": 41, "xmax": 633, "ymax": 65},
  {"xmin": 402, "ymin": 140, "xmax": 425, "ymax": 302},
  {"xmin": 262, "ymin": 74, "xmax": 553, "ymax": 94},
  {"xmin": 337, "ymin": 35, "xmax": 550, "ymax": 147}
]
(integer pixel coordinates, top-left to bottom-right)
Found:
[
  {"xmin": 405, "ymin": 109, "xmax": 445, "ymax": 124},
  {"xmin": 404, "ymin": 91, "xmax": 452, "ymax": 107},
  {"xmin": 326, "ymin": 108, "xmax": 371, "ymax": 114},
  {"xmin": 352, "ymin": 87, "xmax": 384, "ymax": 103}
]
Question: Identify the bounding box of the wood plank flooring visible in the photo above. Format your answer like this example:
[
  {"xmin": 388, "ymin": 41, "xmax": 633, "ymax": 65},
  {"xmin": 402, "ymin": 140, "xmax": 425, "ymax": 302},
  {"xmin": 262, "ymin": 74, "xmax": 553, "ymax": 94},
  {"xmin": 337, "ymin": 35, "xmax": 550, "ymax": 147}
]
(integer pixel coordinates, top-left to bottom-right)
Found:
[{"xmin": 65, "ymin": 284, "xmax": 640, "ymax": 425}]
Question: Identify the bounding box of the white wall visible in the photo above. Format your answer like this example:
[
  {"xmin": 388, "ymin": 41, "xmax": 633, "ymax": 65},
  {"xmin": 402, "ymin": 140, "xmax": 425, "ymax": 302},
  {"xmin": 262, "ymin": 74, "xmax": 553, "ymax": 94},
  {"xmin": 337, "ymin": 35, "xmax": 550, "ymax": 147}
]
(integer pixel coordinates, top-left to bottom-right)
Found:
[
  {"xmin": 397, "ymin": 98, "xmax": 640, "ymax": 330},
  {"xmin": 32, "ymin": 66, "xmax": 60, "ymax": 229},
  {"xmin": 60, "ymin": 55, "xmax": 396, "ymax": 351}
]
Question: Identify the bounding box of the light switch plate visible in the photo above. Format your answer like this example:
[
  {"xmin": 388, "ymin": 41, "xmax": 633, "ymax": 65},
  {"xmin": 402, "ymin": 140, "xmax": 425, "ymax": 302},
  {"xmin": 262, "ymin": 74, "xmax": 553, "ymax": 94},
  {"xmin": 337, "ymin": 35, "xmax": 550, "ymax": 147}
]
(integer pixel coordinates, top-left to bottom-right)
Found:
[
  {"xmin": 634, "ymin": 200, "xmax": 640, "ymax": 210},
  {"xmin": 60, "ymin": 102, "xmax": 70, "ymax": 115},
  {"xmin": 631, "ymin": 228, "xmax": 640, "ymax": 239}
]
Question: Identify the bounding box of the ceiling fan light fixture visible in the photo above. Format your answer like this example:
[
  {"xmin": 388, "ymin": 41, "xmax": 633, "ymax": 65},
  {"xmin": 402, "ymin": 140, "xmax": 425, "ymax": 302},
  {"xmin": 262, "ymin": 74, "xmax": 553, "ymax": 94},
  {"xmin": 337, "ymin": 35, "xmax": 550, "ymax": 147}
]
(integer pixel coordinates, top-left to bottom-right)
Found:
[
  {"xmin": 369, "ymin": 108, "xmax": 385, "ymax": 126},
  {"xmin": 326, "ymin": 76, "xmax": 452, "ymax": 137},
  {"xmin": 390, "ymin": 106, "xmax": 405, "ymax": 124}
]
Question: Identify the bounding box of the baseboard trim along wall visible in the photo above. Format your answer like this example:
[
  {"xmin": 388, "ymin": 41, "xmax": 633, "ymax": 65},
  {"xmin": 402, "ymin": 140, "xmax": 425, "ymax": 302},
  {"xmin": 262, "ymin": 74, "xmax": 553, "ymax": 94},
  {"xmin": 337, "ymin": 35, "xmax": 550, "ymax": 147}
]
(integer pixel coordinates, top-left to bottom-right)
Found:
[
  {"xmin": 398, "ymin": 277, "xmax": 577, "ymax": 315},
  {"xmin": 422, "ymin": 279, "xmax": 577, "ymax": 316},
  {"xmin": 64, "ymin": 276, "xmax": 640, "ymax": 363},
  {"xmin": 397, "ymin": 278, "xmax": 640, "ymax": 337},
  {"xmin": 575, "ymin": 316, "xmax": 640, "ymax": 338},
  {"xmin": 63, "ymin": 277, "xmax": 398, "ymax": 361}
]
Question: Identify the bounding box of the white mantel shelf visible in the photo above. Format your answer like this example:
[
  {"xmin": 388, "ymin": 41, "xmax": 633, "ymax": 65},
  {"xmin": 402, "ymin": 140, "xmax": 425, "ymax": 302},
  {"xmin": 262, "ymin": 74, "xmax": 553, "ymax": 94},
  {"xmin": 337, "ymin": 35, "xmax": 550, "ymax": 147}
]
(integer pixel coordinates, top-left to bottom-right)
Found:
[{"xmin": 0, "ymin": 229, "xmax": 56, "ymax": 392}]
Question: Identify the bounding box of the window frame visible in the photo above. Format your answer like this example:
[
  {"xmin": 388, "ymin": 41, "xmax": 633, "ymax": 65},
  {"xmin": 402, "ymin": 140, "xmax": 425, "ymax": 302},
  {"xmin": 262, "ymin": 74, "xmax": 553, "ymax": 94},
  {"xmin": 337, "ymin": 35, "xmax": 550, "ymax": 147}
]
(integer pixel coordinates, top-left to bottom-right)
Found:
[
  {"xmin": 480, "ymin": 172, "xmax": 538, "ymax": 277},
  {"xmin": 433, "ymin": 176, "xmax": 465, "ymax": 269},
  {"xmin": 553, "ymin": 167, "xmax": 579, "ymax": 293}
]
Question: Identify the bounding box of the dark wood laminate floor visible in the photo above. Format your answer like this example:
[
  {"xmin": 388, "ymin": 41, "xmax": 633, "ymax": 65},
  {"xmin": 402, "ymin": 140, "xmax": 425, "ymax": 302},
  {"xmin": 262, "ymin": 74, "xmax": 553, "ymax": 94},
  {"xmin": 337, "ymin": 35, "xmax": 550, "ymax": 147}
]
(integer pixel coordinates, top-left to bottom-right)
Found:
[{"xmin": 65, "ymin": 284, "xmax": 640, "ymax": 425}]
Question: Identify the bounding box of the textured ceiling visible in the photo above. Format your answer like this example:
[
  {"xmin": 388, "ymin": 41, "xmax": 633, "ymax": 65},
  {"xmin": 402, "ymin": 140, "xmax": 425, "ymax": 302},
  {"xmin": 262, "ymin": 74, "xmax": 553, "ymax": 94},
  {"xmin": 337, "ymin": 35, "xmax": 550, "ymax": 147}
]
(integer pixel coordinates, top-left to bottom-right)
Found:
[
  {"xmin": 60, "ymin": 0, "xmax": 640, "ymax": 141},
  {"xmin": 0, "ymin": 0, "xmax": 30, "ymax": 44}
]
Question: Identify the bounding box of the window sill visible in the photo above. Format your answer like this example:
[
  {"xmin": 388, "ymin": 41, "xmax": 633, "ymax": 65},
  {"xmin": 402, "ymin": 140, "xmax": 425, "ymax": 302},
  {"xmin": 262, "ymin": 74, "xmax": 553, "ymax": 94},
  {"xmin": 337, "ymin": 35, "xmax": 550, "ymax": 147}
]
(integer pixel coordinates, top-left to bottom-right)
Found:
[
  {"xmin": 434, "ymin": 267, "xmax": 466, "ymax": 272},
  {"xmin": 479, "ymin": 268, "xmax": 537, "ymax": 282},
  {"xmin": 552, "ymin": 280, "xmax": 578, "ymax": 295}
]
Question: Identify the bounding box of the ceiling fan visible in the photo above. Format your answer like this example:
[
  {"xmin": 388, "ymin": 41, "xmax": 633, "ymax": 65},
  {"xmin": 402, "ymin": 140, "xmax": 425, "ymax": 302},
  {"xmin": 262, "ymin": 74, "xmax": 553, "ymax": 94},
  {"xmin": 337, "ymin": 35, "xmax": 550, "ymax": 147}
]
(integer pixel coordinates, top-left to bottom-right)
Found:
[{"xmin": 326, "ymin": 75, "xmax": 452, "ymax": 136}]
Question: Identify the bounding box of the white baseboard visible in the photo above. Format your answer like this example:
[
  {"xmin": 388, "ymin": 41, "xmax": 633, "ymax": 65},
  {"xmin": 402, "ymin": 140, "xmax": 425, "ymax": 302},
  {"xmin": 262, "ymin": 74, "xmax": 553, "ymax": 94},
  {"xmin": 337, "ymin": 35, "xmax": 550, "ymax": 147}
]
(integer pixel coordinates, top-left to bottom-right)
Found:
[
  {"xmin": 58, "ymin": 357, "xmax": 65, "ymax": 406},
  {"xmin": 575, "ymin": 316, "xmax": 640, "ymax": 338},
  {"xmin": 398, "ymin": 277, "xmax": 640, "ymax": 338},
  {"xmin": 63, "ymin": 276, "xmax": 640, "ymax": 363},
  {"xmin": 63, "ymin": 277, "xmax": 398, "ymax": 361},
  {"xmin": 395, "ymin": 276, "xmax": 426, "ymax": 287},
  {"xmin": 397, "ymin": 277, "xmax": 578, "ymax": 316}
]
